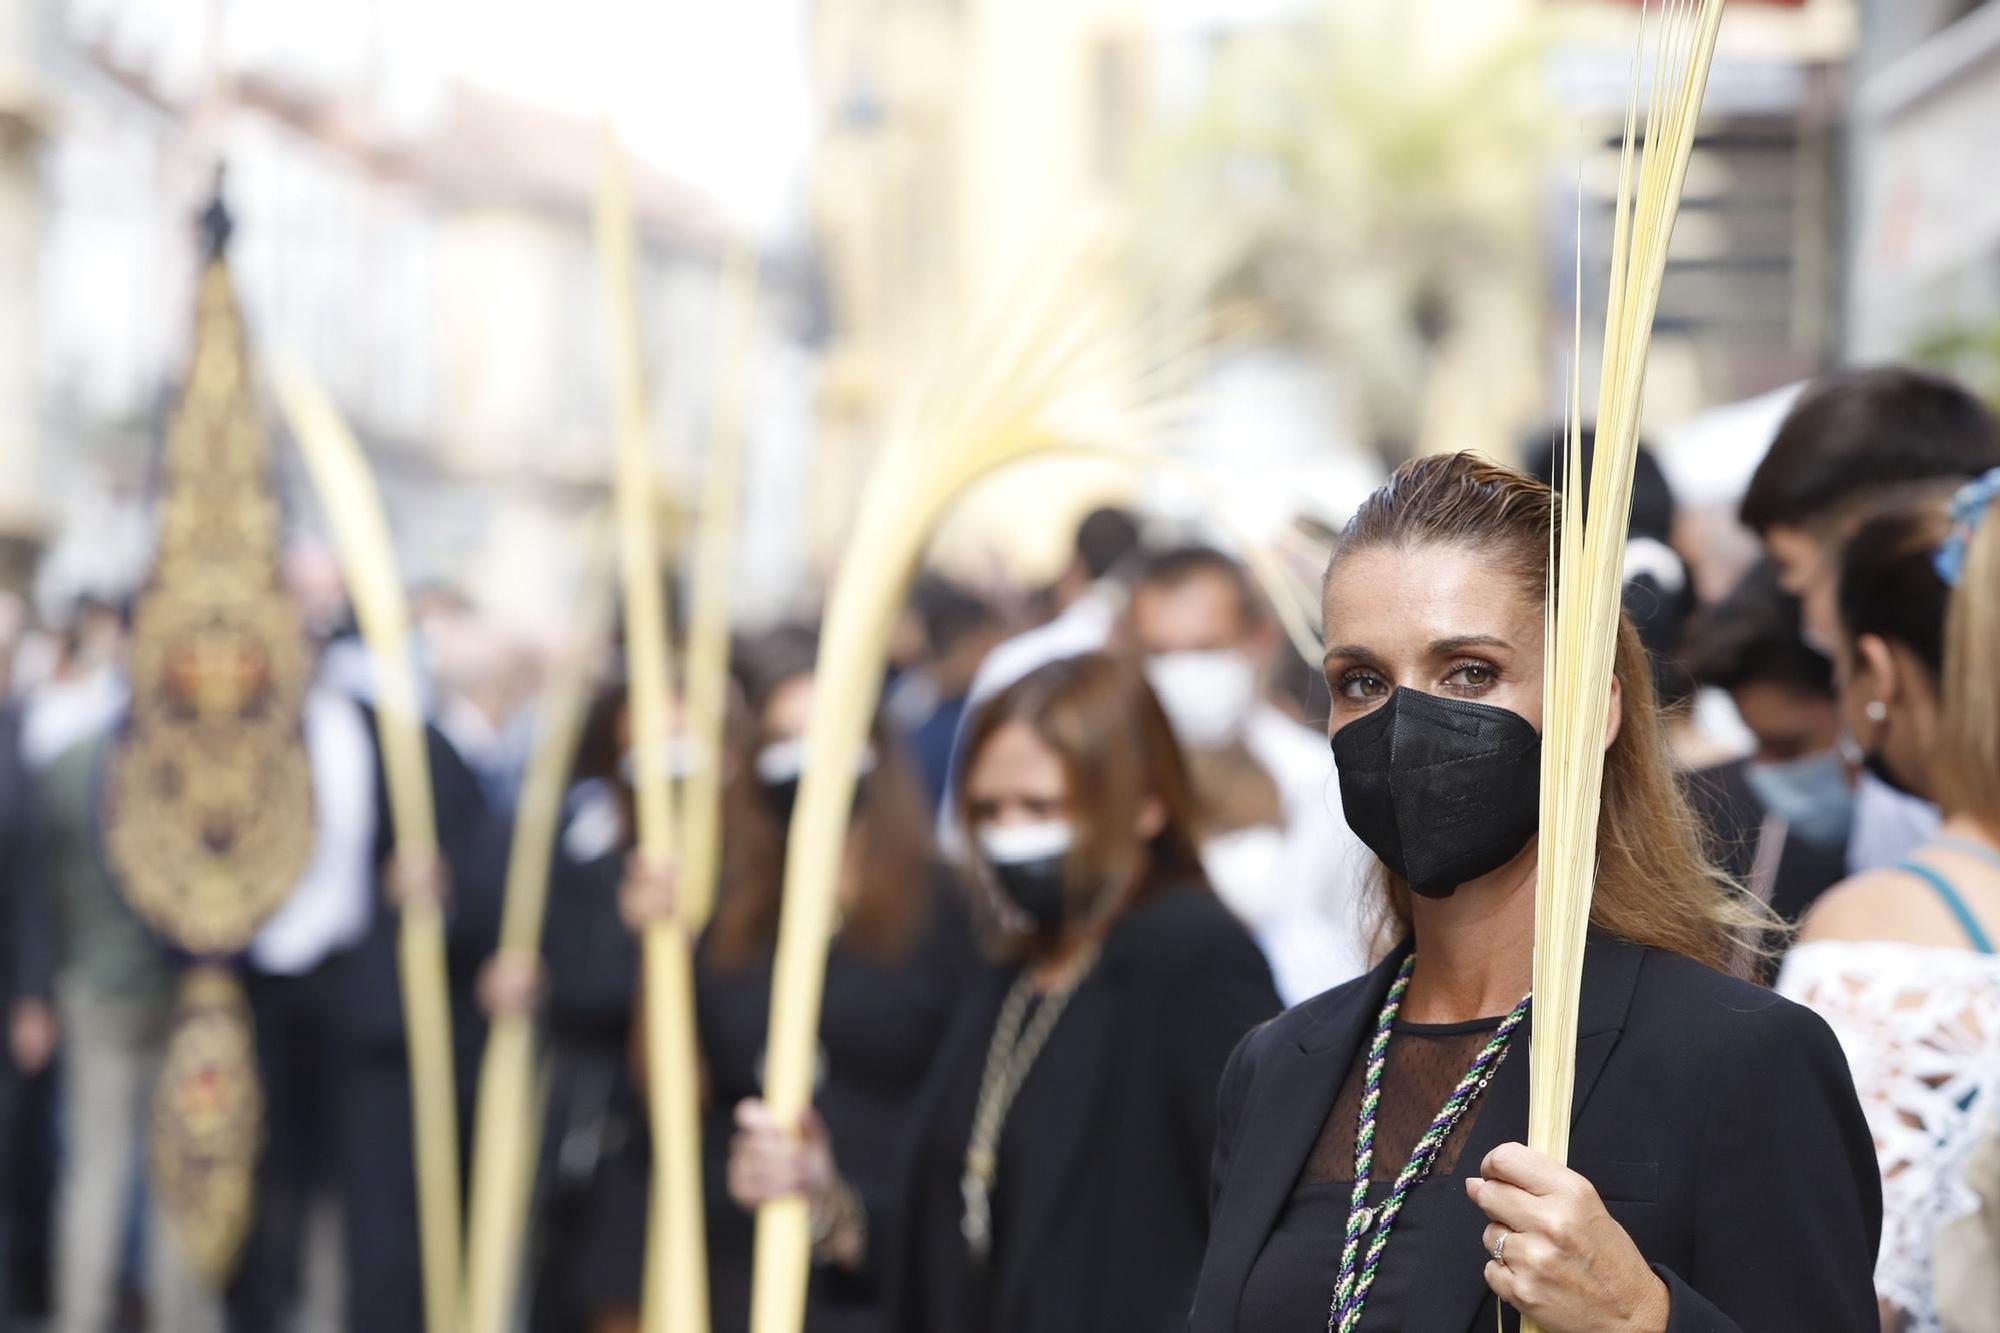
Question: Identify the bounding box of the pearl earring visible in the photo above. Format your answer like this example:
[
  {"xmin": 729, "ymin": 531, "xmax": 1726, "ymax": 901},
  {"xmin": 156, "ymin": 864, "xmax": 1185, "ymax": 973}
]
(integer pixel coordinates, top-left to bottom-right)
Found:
[{"xmin": 1865, "ymin": 700, "xmax": 1888, "ymax": 723}]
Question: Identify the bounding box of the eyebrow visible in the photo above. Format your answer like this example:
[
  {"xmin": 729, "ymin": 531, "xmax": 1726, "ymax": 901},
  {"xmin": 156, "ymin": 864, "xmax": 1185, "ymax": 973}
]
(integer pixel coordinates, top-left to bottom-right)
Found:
[
  {"xmin": 1322, "ymin": 634, "xmax": 1515, "ymax": 668},
  {"xmin": 1430, "ymin": 634, "xmax": 1514, "ymax": 656}
]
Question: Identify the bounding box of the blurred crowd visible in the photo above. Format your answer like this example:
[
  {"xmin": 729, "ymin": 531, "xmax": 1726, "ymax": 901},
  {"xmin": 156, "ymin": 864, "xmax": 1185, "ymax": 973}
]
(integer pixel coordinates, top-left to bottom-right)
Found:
[{"xmin": 0, "ymin": 363, "xmax": 1997, "ymax": 1333}]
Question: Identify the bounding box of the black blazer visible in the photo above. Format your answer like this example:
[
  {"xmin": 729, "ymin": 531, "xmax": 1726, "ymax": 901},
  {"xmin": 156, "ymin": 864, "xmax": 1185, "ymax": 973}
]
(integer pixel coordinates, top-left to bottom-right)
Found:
[
  {"xmin": 895, "ymin": 886, "xmax": 1281, "ymax": 1333},
  {"xmin": 327, "ymin": 708, "xmax": 507, "ymax": 1058},
  {"xmin": 0, "ymin": 707, "xmax": 50, "ymax": 1024},
  {"xmin": 1191, "ymin": 932, "xmax": 1882, "ymax": 1333}
]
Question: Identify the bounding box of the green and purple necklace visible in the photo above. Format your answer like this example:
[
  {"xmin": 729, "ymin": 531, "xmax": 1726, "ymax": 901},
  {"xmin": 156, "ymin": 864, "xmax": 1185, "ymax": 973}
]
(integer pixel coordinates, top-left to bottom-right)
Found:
[{"xmin": 1328, "ymin": 954, "xmax": 1530, "ymax": 1333}]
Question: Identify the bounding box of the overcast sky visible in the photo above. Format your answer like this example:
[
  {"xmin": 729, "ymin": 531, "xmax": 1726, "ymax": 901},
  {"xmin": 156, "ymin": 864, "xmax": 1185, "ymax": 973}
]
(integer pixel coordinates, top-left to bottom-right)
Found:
[{"xmin": 435, "ymin": 0, "xmax": 814, "ymax": 235}]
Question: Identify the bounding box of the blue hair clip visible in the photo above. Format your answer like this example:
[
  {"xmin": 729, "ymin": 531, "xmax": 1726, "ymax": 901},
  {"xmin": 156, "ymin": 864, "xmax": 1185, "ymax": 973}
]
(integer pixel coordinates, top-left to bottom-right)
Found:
[{"xmin": 1935, "ymin": 466, "xmax": 2000, "ymax": 587}]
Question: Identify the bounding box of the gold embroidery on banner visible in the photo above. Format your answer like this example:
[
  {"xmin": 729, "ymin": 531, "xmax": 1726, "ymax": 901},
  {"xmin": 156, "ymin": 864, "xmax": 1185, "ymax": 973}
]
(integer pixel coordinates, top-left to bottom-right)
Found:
[
  {"xmin": 107, "ymin": 252, "xmax": 315, "ymax": 1283},
  {"xmin": 151, "ymin": 965, "xmax": 264, "ymax": 1286},
  {"xmin": 107, "ymin": 260, "xmax": 314, "ymax": 951}
]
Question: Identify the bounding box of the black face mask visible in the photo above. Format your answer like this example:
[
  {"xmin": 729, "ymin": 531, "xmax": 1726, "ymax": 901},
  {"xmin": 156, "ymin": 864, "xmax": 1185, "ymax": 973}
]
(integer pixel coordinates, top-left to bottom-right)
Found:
[
  {"xmin": 990, "ymin": 856, "xmax": 1068, "ymax": 933},
  {"xmin": 1331, "ymin": 687, "xmax": 1542, "ymax": 898},
  {"xmin": 977, "ymin": 822, "xmax": 1080, "ymax": 933},
  {"xmin": 759, "ymin": 775, "xmax": 800, "ymax": 826}
]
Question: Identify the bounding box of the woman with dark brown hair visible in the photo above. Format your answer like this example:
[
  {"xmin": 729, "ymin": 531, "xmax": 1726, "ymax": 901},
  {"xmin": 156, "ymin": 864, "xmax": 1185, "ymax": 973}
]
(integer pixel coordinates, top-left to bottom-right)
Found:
[
  {"xmin": 684, "ymin": 626, "xmax": 980, "ymax": 1333},
  {"xmin": 532, "ymin": 621, "xmax": 977, "ymax": 1333},
  {"xmin": 522, "ymin": 682, "xmax": 661, "ymax": 1333},
  {"xmin": 734, "ymin": 650, "xmax": 1282, "ymax": 1333},
  {"xmin": 1191, "ymin": 453, "xmax": 1880, "ymax": 1332}
]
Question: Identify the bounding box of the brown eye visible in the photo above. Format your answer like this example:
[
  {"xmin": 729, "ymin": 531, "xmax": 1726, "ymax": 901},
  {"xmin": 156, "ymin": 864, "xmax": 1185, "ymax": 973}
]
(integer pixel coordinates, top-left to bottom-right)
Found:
[
  {"xmin": 1338, "ymin": 670, "xmax": 1388, "ymax": 701},
  {"xmin": 1444, "ymin": 662, "xmax": 1496, "ymax": 691}
]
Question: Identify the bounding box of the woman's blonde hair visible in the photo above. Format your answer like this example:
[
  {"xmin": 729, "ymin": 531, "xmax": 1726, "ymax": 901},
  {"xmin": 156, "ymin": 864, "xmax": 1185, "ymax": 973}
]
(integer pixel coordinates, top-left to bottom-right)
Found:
[
  {"xmin": 1328, "ymin": 452, "xmax": 1773, "ymax": 976},
  {"xmin": 1939, "ymin": 485, "xmax": 2000, "ymax": 838}
]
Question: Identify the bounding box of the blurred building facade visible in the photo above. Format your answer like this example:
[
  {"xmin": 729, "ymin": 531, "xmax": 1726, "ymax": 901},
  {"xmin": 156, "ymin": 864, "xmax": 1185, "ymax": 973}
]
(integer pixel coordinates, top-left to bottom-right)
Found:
[
  {"xmin": 806, "ymin": 0, "xmax": 1863, "ymax": 579},
  {"xmin": 11, "ymin": 0, "xmax": 816, "ymax": 635},
  {"xmin": 1847, "ymin": 0, "xmax": 2000, "ymax": 392},
  {"xmin": 0, "ymin": 0, "xmax": 49, "ymax": 592},
  {"xmin": 1550, "ymin": 0, "xmax": 1856, "ymax": 423},
  {"xmin": 808, "ymin": 0, "xmax": 1159, "ymax": 581}
]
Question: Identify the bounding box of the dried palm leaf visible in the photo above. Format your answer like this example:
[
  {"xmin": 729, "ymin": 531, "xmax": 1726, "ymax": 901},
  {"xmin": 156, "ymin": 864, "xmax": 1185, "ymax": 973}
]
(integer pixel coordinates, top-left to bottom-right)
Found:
[
  {"xmin": 271, "ymin": 357, "xmax": 459, "ymax": 1333},
  {"xmin": 1527, "ymin": 11, "xmax": 1723, "ymax": 1333}
]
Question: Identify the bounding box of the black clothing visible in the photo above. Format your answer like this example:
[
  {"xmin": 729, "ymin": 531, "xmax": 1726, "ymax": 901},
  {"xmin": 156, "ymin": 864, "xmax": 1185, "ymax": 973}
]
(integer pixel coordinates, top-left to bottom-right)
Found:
[
  {"xmin": 895, "ymin": 886, "xmax": 1281, "ymax": 1333},
  {"xmin": 699, "ymin": 874, "xmax": 981, "ymax": 1333},
  {"xmin": 1686, "ymin": 760, "xmax": 1845, "ymax": 967},
  {"xmin": 0, "ymin": 706, "xmax": 50, "ymax": 1018},
  {"xmin": 1192, "ymin": 932, "xmax": 1883, "ymax": 1333},
  {"xmin": 226, "ymin": 715, "xmax": 505, "ymax": 1333},
  {"xmin": 532, "ymin": 812, "xmax": 647, "ymax": 1332},
  {"xmin": 0, "ymin": 705, "xmax": 50, "ymax": 1329},
  {"xmin": 1240, "ymin": 1015, "xmax": 1510, "ymax": 1328}
]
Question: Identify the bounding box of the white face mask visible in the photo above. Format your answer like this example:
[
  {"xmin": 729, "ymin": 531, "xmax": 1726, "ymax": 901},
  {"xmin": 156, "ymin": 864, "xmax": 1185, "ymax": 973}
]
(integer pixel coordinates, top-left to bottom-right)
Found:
[
  {"xmin": 620, "ymin": 735, "xmax": 707, "ymax": 784},
  {"xmin": 975, "ymin": 819, "xmax": 1074, "ymax": 866},
  {"xmin": 752, "ymin": 737, "xmax": 878, "ymax": 785},
  {"xmin": 1145, "ymin": 650, "xmax": 1258, "ymax": 749}
]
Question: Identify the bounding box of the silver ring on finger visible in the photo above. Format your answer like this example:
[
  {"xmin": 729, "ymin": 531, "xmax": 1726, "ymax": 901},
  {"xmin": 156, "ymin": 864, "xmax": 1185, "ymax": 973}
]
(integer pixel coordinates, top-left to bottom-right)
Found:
[{"xmin": 1491, "ymin": 1229, "xmax": 1511, "ymax": 1266}]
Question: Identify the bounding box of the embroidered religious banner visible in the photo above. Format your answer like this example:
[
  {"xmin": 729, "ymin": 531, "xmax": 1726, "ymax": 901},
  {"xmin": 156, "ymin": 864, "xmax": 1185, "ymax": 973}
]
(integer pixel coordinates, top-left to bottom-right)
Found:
[{"xmin": 104, "ymin": 191, "xmax": 315, "ymax": 1284}]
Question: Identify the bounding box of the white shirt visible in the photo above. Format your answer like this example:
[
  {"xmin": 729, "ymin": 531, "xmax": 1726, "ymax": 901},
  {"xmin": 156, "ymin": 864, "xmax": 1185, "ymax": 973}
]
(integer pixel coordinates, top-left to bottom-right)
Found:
[
  {"xmin": 248, "ymin": 689, "xmax": 380, "ymax": 976},
  {"xmin": 22, "ymin": 666, "xmax": 127, "ymax": 769},
  {"xmin": 1233, "ymin": 706, "xmax": 1373, "ymax": 1004}
]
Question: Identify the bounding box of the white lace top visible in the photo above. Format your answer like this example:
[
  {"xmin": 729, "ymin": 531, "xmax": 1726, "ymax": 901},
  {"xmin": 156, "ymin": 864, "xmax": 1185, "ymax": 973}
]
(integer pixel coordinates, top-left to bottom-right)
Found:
[{"xmin": 1778, "ymin": 940, "xmax": 2000, "ymax": 1333}]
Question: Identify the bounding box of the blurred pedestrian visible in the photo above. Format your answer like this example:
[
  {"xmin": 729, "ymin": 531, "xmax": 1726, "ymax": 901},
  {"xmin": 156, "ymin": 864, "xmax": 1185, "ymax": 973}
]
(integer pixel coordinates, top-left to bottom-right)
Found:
[
  {"xmin": 888, "ymin": 578, "xmax": 1007, "ymax": 814},
  {"xmin": 762, "ymin": 651, "xmax": 1279, "ymax": 1333},
  {"xmin": 1123, "ymin": 544, "xmax": 1372, "ymax": 1001},
  {"xmin": 0, "ymin": 700, "xmax": 51, "ymax": 1333},
  {"xmin": 518, "ymin": 684, "xmax": 654, "ymax": 1333},
  {"xmin": 1525, "ymin": 430, "xmax": 1694, "ymax": 699},
  {"xmin": 955, "ymin": 506, "xmax": 1141, "ymax": 729},
  {"xmin": 1779, "ymin": 471, "xmax": 2000, "ymax": 1333},
  {"xmin": 700, "ymin": 628, "xmax": 980, "ymax": 1333},
  {"xmin": 1678, "ymin": 560, "xmax": 1848, "ymax": 955},
  {"xmin": 602, "ymin": 626, "xmax": 983, "ymax": 1333},
  {"xmin": 42, "ymin": 724, "xmax": 219, "ymax": 1333},
  {"xmin": 226, "ymin": 647, "xmax": 505, "ymax": 1333},
  {"xmin": 1740, "ymin": 367, "xmax": 2000, "ymax": 874}
]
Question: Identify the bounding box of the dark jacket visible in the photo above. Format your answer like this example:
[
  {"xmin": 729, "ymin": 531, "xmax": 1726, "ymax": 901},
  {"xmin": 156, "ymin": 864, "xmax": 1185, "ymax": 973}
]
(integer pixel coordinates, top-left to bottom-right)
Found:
[
  {"xmin": 1190, "ymin": 932, "xmax": 1882, "ymax": 1333},
  {"xmin": 1685, "ymin": 760, "xmax": 1846, "ymax": 930},
  {"xmin": 701, "ymin": 872, "xmax": 982, "ymax": 1333},
  {"xmin": 329, "ymin": 707, "xmax": 507, "ymax": 1058},
  {"xmin": 0, "ymin": 706, "xmax": 50, "ymax": 1024},
  {"xmin": 895, "ymin": 885, "xmax": 1281, "ymax": 1333}
]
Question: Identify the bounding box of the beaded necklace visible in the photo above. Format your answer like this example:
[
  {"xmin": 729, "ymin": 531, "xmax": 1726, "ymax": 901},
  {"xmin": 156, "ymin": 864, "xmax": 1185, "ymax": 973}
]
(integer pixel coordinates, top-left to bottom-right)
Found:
[
  {"xmin": 1327, "ymin": 954, "xmax": 1530, "ymax": 1333},
  {"xmin": 960, "ymin": 950, "xmax": 1098, "ymax": 1264}
]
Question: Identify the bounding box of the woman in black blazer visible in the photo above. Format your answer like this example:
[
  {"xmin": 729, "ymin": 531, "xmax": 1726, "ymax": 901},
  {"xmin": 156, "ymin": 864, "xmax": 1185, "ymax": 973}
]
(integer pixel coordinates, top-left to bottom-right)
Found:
[
  {"xmin": 732, "ymin": 650, "xmax": 1281, "ymax": 1333},
  {"xmin": 1193, "ymin": 454, "xmax": 1881, "ymax": 1333},
  {"xmin": 616, "ymin": 629, "xmax": 985, "ymax": 1333}
]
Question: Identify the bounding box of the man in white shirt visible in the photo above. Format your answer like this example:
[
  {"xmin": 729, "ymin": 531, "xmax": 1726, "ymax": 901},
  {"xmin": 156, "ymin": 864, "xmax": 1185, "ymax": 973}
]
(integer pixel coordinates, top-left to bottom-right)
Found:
[{"xmin": 1123, "ymin": 545, "xmax": 1372, "ymax": 1002}]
